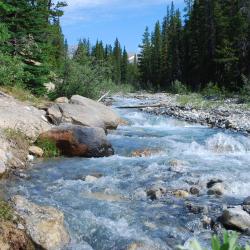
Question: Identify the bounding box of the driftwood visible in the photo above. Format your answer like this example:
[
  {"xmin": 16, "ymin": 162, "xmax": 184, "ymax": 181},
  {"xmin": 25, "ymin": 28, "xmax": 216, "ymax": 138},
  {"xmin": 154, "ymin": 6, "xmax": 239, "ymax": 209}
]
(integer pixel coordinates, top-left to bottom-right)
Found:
[
  {"xmin": 117, "ymin": 104, "xmax": 162, "ymax": 109},
  {"xmin": 97, "ymin": 91, "xmax": 110, "ymax": 103}
]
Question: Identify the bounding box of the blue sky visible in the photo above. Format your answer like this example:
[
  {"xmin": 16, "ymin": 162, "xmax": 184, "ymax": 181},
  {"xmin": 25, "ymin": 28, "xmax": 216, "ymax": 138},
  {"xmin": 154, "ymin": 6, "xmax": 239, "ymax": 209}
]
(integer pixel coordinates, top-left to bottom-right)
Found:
[{"xmin": 61, "ymin": 0, "xmax": 185, "ymax": 52}]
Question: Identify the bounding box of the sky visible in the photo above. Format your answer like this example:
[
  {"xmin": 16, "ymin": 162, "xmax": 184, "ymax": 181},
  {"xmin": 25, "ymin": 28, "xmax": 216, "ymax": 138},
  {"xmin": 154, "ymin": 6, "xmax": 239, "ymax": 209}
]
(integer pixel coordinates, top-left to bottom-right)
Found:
[{"xmin": 60, "ymin": 0, "xmax": 185, "ymax": 53}]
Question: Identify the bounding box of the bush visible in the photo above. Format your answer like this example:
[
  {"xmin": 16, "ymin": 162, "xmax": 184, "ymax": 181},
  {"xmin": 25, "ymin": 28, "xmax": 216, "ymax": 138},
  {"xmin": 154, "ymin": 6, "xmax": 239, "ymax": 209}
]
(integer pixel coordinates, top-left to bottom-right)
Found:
[
  {"xmin": 0, "ymin": 53, "xmax": 28, "ymax": 87},
  {"xmin": 36, "ymin": 138, "xmax": 59, "ymax": 158},
  {"xmin": 201, "ymin": 82, "xmax": 224, "ymax": 97},
  {"xmin": 171, "ymin": 80, "xmax": 189, "ymax": 94},
  {"xmin": 179, "ymin": 231, "xmax": 250, "ymax": 250},
  {"xmin": 55, "ymin": 59, "xmax": 135, "ymax": 100},
  {"xmin": 0, "ymin": 200, "xmax": 13, "ymax": 221},
  {"xmin": 241, "ymin": 75, "xmax": 250, "ymax": 102}
]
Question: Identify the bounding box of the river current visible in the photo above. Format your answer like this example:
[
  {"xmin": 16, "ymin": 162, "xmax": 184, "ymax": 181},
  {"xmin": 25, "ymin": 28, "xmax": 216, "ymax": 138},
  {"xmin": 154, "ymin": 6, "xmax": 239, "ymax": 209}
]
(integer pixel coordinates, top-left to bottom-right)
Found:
[{"xmin": 1, "ymin": 96, "xmax": 250, "ymax": 249}]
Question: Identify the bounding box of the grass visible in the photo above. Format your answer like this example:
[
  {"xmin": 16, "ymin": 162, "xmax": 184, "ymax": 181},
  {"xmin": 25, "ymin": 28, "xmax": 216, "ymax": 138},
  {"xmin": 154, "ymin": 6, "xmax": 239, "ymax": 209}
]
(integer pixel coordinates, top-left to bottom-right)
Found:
[
  {"xmin": 0, "ymin": 200, "xmax": 13, "ymax": 221},
  {"xmin": 178, "ymin": 231, "xmax": 250, "ymax": 250},
  {"xmin": 36, "ymin": 138, "xmax": 59, "ymax": 158},
  {"xmin": 176, "ymin": 93, "xmax": 225, "ymax": 109},
  {"xmin": 3, "ymin": 128, "xmax": 29, "ymax": 150},
  {"xmin": 0, "ymin": 85, "xmax": 50, "ymax": 108}
]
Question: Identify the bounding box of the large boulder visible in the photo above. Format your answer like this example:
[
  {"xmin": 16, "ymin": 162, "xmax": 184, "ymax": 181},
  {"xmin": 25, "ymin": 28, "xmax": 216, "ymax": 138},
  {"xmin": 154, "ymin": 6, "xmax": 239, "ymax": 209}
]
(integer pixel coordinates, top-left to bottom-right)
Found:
[
  {"xmin": 219, "ymin": 206, "xmax": 250, "ymax": 232},
  {"xmin": 0, "ymin": 94, "xmax": 51, "ymax": 140},
  {"xmin": 47, "ymin": 95, "xmax": 120, "ymax": 130},
  {"xmin": 39, "ymin": 125, "xmax": 114, "ymax": 157},
  {"xmin": 12, "ymin": 196, "xmax": 70, "ymax": 250}
]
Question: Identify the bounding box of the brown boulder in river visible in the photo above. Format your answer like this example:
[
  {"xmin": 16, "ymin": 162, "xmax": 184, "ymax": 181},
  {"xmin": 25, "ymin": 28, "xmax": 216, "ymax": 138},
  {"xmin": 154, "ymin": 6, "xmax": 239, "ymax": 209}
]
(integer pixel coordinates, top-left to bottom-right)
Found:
[{"xmin": 39, "ymin": 125, "xmax": 114, "ymax": 157}]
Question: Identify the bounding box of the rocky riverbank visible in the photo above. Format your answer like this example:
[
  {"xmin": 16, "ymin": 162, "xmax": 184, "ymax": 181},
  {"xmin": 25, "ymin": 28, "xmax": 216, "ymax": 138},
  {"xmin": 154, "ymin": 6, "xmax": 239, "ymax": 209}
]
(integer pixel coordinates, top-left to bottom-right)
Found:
[
  {"xmin": 119, "ymin": 92, "xmax": 250, "ymax": 135},
  {"xmin": 0, "ymin": 91, "xmax": 121, "ymax": 249}
]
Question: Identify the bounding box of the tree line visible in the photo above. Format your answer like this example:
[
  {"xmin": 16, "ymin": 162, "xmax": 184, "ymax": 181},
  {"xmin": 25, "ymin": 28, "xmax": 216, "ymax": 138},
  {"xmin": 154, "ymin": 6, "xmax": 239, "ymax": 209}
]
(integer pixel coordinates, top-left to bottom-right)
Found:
[
  {"xmin": 138, "ymin": 0, "xmax": 250, "ymax": 93},
  {"xmin": 0, "ymin": 0, "xmax": 138, "ymax": 98}
]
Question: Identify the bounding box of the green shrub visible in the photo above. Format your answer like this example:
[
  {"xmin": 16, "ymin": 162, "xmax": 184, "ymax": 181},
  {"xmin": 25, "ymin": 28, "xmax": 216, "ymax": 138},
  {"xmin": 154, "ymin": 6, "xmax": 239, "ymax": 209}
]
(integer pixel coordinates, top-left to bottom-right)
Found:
[
  {"xmin": 171, "ymin": 80, "xmax": 189, "ymax": 94},
  {"xmin": 201, "ymin": 82, "xmax": 224, "ymax": 97},
  {"xmin": 178, "ymin": 231, "xmax": 250, "ymax": 250},
  {"xmin": 36, "ymin": 138, "xmax": 59, "ymax": 158},
  {"xmin": 0, "ymin": 200, "xmax": 13, "ymax": 221},
  {"xmin": 241, "ymin": 75, "xmax": 250, "ymax": 102},
  {"xmin": 0, "ymin": 53, "xmax": 29, "ymax": 87}
]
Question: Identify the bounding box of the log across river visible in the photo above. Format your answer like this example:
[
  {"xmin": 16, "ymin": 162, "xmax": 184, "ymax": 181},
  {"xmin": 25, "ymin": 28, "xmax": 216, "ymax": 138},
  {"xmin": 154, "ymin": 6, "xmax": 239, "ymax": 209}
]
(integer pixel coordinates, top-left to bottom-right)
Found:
[{"xmin": 1, "ymin": 96, "xmax": 250, "ymax": 249}]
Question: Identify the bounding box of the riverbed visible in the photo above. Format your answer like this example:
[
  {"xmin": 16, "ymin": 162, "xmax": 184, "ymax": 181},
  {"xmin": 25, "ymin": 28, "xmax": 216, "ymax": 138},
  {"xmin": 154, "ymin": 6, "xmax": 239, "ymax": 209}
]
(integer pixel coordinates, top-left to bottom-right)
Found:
[{"xmin": 1, "ymin": 96, "xmax": 250, "ymax": 249}]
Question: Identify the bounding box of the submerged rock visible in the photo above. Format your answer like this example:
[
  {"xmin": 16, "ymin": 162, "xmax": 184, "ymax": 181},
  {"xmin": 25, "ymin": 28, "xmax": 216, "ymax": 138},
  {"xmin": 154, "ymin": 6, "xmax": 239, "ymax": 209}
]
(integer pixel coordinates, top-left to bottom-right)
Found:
[
  {"xmin": 146, "ymin": 186, "xmax": 167, "ymax": 200},
  {"xmin": 186, "ymin": 202, "xmax": 208, "ymax": 214},
  {"xmin": 39, "ymin": 125, "xmax": 114, "ymax": 157},
  {"xmin": 243, "ymin": 197, "xmax": 250, "ymax": 205},
  {"xmin": 207, "ymin": 183, "xmax": 225, "ymax": 196},
  {"xmin": 131, "ymin": 149, "xmax": 161, "ymax": 158},
  {"xmin": 207, "ymin": 179, "xmax": 223, "ymax": 189},
  {"xmin": 168, "ymin": 159, "xmax": 188, "ymax": 173},
  {"xmin": 172, "ymin": 190, "xmax": 190, "ymax": 198},
  {"xmin": 190, "ymin": 186, "xmax": 200, "ymax": 195},
  {"xmin": 219, "ymin": 206, "xmax": 250, "ymax": 232},
  {"xmin": 12, "ymin": 195, "xmax": 70, "ymax": 250}
]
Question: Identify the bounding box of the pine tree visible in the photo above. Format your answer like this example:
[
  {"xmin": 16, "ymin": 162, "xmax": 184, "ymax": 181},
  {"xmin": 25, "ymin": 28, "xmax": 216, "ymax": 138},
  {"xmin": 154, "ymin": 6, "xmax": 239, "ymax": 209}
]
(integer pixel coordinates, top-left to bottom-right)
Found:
[
  {"xmin": 121, "ymin": 47, "xmax": 128, "ymax": 83},
  {"xmin": 112, "ymin": 38, "xmax": 122, "ymax": 84}
]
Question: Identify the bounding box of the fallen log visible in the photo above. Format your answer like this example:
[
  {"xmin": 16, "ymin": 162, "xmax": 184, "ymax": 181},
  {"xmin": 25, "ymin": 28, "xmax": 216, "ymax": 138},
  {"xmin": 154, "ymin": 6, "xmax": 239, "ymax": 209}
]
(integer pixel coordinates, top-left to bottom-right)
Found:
[{"xmin": 116, "ymin": 104, "xmax": 162, "ymax": 109}]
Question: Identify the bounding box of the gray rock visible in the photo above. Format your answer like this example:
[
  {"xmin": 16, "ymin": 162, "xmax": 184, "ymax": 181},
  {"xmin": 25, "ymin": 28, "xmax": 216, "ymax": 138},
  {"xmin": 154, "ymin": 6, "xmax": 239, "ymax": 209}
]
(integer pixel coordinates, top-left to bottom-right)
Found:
[
  {"xmin": 70, "ymin": 95, "xmax": 120, "ymax": 129},
  {"xmin": 12, "ymin": 195, "xmax": 70, "ymax": 250},
  {"xmin": 39, "ymin": 125, "xmax": 114, "ymax": 157},
  {"xmin": 243, "ymin": 197, "xmax": 250, "ymax": 206},
  {"xmin": 207, "ymin": 179, "xmax": 223, "ymax": 188},
  {"xmin": 28, "ymin": 146, "xmax": 44, "ymax": 158},
  {"xmin": 243, "ymin": 205, "xmax": 250, "ymax": 214},
  {"xmin": 186, "ymin": 202, "xmax": 208, "ymax": 214},
  {"xmin": 55, "ymin": 97, "xmax": 69, "ymax": 104},
  {"xmin": 190, "ymin": 186, "xmax": 200, "ymax": 195},
  {"xmin": 219, "ymin": 206, "xmax": 250, "ymax": 231},
  {"xmin": 146, "ymin": 186, "xmax": 166, "ymax": 200},
  {"xmin": 207, "ymin": 183, "xmax": 225, "ymax": 195},
  {"xmin": 0, "ymin": 95, "xmax": 51, "ymax": 140}
]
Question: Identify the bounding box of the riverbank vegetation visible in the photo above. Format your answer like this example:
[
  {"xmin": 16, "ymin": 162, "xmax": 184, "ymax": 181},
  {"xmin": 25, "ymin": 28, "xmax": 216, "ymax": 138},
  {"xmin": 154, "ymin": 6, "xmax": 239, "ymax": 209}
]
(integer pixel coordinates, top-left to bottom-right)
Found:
[
  {"xmin": 0, "ymin": 1, "xmax": 138, "ymax": 101},
  {"xmin": 138, "ymin": 0, "xmax": 250, "ymax": 98}
]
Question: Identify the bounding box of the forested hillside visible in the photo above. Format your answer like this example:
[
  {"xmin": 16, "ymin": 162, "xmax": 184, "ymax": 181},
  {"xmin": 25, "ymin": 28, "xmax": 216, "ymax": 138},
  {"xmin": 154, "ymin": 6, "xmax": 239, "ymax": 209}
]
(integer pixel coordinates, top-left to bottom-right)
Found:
[
  {"xmin": 0, "ymin": 0, "xmax": 138, "ymax": 99},
  {"xmin": 138, "ymin": 0, "xmax": 250, "ymax": 94}
]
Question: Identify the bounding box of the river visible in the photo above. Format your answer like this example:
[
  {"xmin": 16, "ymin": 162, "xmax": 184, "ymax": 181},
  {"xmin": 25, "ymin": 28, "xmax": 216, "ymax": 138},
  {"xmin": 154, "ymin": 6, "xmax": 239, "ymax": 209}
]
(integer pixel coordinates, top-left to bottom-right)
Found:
[{"xmin": 1, "ymin": 96, "xmax": 250, "ymax": 249}]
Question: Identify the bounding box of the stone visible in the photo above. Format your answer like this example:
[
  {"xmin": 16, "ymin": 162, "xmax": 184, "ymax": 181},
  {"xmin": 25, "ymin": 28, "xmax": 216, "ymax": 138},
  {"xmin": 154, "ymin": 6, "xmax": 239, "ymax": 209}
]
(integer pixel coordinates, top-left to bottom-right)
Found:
[
  {"xmin": 55, "ymin": 97, "xmax": 69, "ymax": 104},
  {"xmin": 0, "ymin": 160, "xmax": 6, "ymax": 175},
  {"xmin": 207, "ymin": 183, "xmax": 225, "ymax": 195},
  {"xmin": 0, "ymin": 95, "xmax": 51, "ymax": 140},
  {"xmin": 243, "ymin": 197, "xmax": 250, "ymax": 206},
  {"xmin": 44, "ymin": 82, "xmax": 55, "ymax": 92},
  {"xmin": 131, "ymin": 149, "xmax": 160, "ymax": 158},
  {"xmin": 168, "ymin": 159, "xmax": 188, "ymax": 173},
  {"xmin": 70, "ymin": 95, "xmax": 120, "ymax": 130},
  {"xmin": 85, "ymin": 175, "xmax": 98, "ymax": 182},
  {"xmin": 172, "ymin": 190, "xmax": 190, "ymax": 198},
  {"xmin": 39, "ymin": 124, "xmax": 114, "ymax": 157},
  {"xmin": 12, "ymin": 196, "xmax": 70, "ymax": 250},
  {"xmin": 186, "ymin": 202, "xmax": 208, "ymax": 214},
  {"xmin": 146, "ymin": 186, "xmax": 167, "ymax": 200},
  {"xmin": 207, "ymin": 179, "xmax": 223, "ymax": 188},
  {"xmin": 219, "ymin": 206, "xmax": 250, "ymax": 232},
  {"xmin": 243, "ymin": 205, "xmax": 250, "ymax": 214},
  {"xmin": 28, "ymin": 146, "xmax": 44, "ymax": 158},
  {"xmin": 190, "ymin": 186, "xmax": 200, "ymax": 195}
]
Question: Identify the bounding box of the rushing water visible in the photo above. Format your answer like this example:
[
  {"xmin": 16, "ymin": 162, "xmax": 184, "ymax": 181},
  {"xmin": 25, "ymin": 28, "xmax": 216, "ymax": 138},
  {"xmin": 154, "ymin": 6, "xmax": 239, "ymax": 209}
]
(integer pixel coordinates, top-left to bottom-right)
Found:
[{"xmin": 1, "ymin": 96, "xmax": 250, "ymax": 249}]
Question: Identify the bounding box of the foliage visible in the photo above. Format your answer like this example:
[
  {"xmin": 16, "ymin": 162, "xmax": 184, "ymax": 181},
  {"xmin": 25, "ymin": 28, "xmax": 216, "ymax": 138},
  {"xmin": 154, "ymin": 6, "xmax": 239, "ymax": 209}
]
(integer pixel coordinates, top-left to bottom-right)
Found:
[
  {"xmin": 201, "ymin": 82, "xmax": 224, "ymax": 97},
  {"xmin": 171, "ymin": 80, "xmax": 189, "ymax": 94},
  {"xmin": 241, "ymin": 75, "xmax": 250, "ymax": 102},
  {"xmin": 36, "ymin": 138, "xmax": 59, "ymax": 158},
  {"xmin": 0, "ymin": 200, "xmax": 13, "ymax": 221},
  {"xmin": 138, "ymin": 0, "xmax": 250, "ymax": 94},
  {"xmin": 178, "ymin": 231, "xmax": 250, "ymax": 250},
  {"xmin": 0, "ymin": 53, "xmax": 29, "ymax": 87}
]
